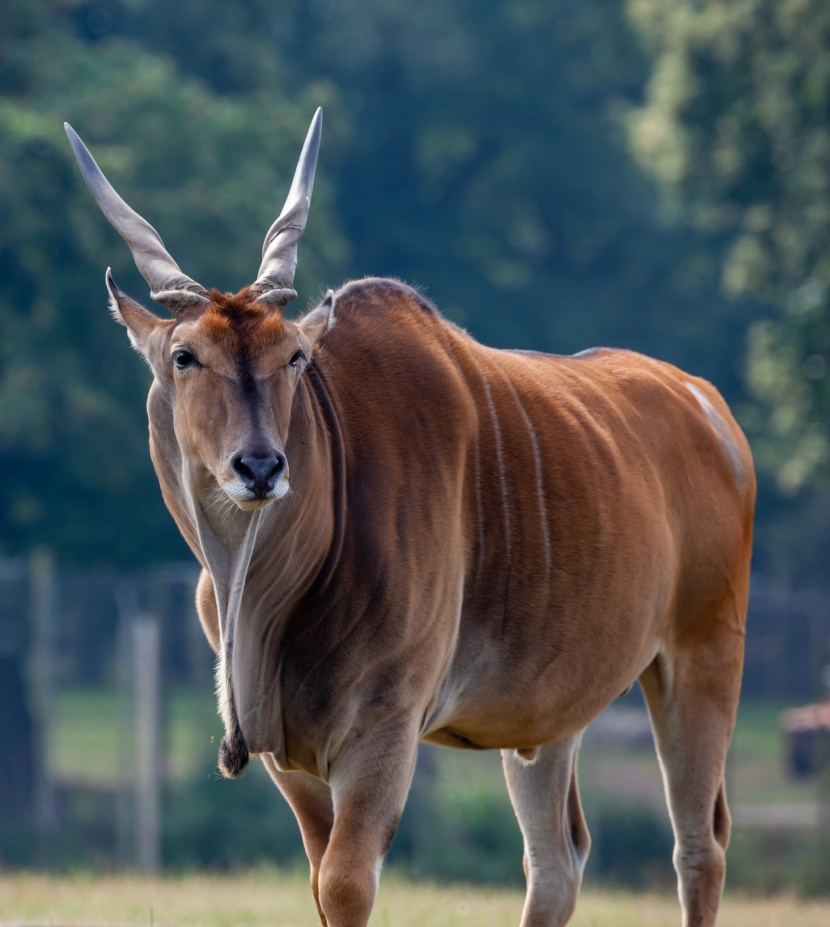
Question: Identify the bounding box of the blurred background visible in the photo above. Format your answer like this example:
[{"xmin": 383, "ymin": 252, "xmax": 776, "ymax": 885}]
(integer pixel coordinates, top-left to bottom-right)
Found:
[{"xmin": 1, "ymin": 0, "xmax": 829, "ymax": 897}]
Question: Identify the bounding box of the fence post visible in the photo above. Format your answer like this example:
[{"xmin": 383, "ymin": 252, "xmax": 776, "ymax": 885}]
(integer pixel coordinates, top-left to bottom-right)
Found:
[
  {"xmin": 29, "ymin": 547, "xmax": 57, "ymax": 860},
  {"xmin": 132, "ymin": 615, "xmax": 161, "ymax": 874}
]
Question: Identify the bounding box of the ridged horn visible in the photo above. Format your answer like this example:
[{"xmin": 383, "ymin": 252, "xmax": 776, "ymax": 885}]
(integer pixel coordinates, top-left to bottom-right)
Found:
[
  {"xmin": 64, "ymin": 123, "xmax": 209, "ymax": 314},
  {"xmin": 251, "ymin": 108, "xmax": 322, "ymax": 306}
]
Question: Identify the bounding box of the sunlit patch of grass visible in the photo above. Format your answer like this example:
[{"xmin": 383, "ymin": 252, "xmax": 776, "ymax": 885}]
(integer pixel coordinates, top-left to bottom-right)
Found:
[
  {"xmin": 1, "ymin": 871, "xmax": 830, "ymax": 927},
  {"xmin": 0, "ymin": 869, "xmax": 314, "ymax": 927}
]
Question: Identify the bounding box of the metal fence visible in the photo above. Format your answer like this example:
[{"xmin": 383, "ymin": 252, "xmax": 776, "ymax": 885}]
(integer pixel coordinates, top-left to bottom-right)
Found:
[{"xmin": 743, "ymin": 576, "xmax": 830, "ymax": 700}]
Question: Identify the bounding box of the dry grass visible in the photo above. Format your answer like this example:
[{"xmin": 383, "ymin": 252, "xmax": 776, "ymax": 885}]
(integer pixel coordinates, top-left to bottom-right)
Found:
[{"xmin": 1, "ymin": 870, "xmax": 829, "ymax": 927}]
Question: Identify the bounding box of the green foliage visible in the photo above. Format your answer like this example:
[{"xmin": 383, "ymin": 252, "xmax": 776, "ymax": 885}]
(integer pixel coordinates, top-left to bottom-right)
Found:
[
  {"xmin": 239, "ymin": 0, "xmax": 740, "ymax": 377},
  {"xmin": 628, "ymin": 0, "xmax": 830, "ymax": 489},
  {"xmin": 2, "ymin": 1, "xmax": 826, "ymax": 584},
  {"xmin": 0, "ymin": 1, "xmax": 750, "ymax": 566},
  {"xmin": 401, "ymin": 769, "xmax": 524, "ymax": 885},
  {"xmin": 163, "ymin": 759, "xmax": 304, "ymax": 870},
  {"xmin": 584, "ymin": 803, "xmax": 674, "ymax": 889}
]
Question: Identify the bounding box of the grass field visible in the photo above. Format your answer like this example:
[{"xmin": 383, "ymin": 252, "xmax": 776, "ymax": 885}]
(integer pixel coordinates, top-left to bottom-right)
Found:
[{"xmin": 2, "ymin": 871, "xmax": 830, "ymax": 927}]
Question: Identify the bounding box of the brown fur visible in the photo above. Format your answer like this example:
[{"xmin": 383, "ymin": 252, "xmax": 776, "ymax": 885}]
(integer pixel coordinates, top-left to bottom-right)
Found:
[
  {"xmin": 112, "ymin": 275, "xmax": 754, "ymax": 927},
  {"xmin": 200, "ymin": 289, "xmax": 287, "ymax": 352}
]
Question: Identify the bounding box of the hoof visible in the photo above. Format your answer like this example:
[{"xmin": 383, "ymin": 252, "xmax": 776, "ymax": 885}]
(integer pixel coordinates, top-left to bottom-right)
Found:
[{"xmin": 218, "ymin": 731, "xmax": 250, "ymax": 778}]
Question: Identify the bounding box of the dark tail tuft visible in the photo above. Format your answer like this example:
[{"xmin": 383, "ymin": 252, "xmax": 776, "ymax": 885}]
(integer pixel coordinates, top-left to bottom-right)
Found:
[{"xmin": 218, "ymin": 727, "xmax": 250, "ymax": 779}]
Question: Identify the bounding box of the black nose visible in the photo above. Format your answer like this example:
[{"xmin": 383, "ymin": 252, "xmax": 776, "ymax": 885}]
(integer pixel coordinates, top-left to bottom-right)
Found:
[{"xmin": 233, "ymin": 452, "xmax": 286, "ymax": 496}]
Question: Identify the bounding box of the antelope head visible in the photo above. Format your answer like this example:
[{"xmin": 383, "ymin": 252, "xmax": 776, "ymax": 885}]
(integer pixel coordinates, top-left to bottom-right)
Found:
[{"xmin": 66, "ymin": 110, "xmax": 334, "ymax": 516}]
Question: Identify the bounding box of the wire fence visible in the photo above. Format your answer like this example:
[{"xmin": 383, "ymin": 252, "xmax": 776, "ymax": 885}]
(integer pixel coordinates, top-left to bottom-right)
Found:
[{"xmin": 0, "ymin": 553, "xmax": 828, "ymax": 874}]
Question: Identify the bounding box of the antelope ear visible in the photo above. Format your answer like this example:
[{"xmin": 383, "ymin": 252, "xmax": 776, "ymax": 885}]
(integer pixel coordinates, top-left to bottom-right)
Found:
[
  {"xmin": 298, "ymin": 289, "xmax": 336, "ymax": 348},
  {"xmin": 105, "ymin": 268, "xmax": 166, "ymax": 355}
]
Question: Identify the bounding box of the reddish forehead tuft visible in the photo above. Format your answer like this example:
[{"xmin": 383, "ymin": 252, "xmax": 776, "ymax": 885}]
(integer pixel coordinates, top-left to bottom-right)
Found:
[{"xmin": 198, "ymin": 288, "xmax": 286, "ymax": 351}]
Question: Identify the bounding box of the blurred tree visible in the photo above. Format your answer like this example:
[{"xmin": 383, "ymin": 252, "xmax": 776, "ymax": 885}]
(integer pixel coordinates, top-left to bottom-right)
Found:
[
  {"xmin": 627, "ymin": 0, "xmax": 830, "ymax": 491},
  {"xmin": 0, "ymin": 0, "xmax": 753, "ymax": 564},
  {"xmin": 62, "ymin": 0, "xmax": 741, "ymax": 373}
]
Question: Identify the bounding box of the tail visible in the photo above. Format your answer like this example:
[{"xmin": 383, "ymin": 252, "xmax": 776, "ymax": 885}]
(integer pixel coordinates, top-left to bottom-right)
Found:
[{"xmin": 215, "ymin": 644, "xmax": 250, "ymax": 778}]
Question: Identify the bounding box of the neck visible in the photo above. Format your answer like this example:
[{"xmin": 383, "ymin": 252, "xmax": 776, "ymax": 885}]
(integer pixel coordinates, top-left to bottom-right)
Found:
[{"xmin": 150, "ymin": 362, "xmax": 338, "ymax": 761}]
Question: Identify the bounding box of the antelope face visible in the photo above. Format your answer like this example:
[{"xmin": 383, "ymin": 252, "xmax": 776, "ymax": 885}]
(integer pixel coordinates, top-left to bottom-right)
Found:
[
  {"xmin": 107, "ymin": 280, "xmax": 331, "ymax": 512},
  {"xmin": 169, "ymin": 295, "xmax": 313, "ymax": 510}
]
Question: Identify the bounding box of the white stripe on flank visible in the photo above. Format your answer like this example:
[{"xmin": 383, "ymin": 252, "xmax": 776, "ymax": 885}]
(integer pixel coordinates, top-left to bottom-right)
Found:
[
  {"xmin": 500, "ymin": 371, "xmax": 552, "ymax": 585},
  {"xmin": 473, "ymin": 435, "xmax": 486, "ymax": 579},
  {"xmin": 684, "ymin": 381, "xmax": 750, "ymax": 492}
]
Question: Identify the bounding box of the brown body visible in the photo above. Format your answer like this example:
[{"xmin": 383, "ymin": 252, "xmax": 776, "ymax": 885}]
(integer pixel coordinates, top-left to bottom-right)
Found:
[
  {"xmin": 67, "ymin": 113, "xmax": 755, "ymax": 927},
  {"xmin": 156, "ymin": 279, "xmax": 753, "ymax": 927}
]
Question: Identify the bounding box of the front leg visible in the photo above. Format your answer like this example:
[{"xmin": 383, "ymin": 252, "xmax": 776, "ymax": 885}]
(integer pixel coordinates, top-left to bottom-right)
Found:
[
  {"xmin": 317, "ymin": 723, "xmax": 419, "ymax": 927},
  {"xmin": 260, "ymin": 756, "xmax": 334, "ymax": 925}
]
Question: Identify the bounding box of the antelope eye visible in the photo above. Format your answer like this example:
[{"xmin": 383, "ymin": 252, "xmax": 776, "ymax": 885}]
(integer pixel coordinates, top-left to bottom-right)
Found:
[
  {"xmin": 173, "ymin": 349, "xmax": 196, "ymax": 369},
  {"xmin": 287, "ymin": 349, "xmax": 306, "ymax": 368}
]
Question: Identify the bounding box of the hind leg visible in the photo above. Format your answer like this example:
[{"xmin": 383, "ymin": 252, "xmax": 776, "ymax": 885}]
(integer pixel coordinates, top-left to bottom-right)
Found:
[
  {"xmin": 502, "ymin": 735, "xmax": 590, "ymax": 927},
  {"xmin": 640, "ymin": 619, "xmax": 744, "ymax": 927}
]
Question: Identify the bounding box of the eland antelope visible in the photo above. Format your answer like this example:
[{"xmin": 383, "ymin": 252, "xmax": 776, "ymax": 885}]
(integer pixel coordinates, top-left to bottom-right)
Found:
[{"xmin": 66, "ymin": 109, "xmax": 755, "ymax": 927}]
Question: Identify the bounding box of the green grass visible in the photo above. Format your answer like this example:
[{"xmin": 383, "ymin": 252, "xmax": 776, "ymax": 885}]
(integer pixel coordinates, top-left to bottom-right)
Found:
[
  {"xmin": 730, "ymin": 700, "xmax": 821, "ymax": 805},
  {"xmin": 51, "ymin": 688, "xmax": 220, "ymax": 786},
  {"xmin": 1, "ymin": 870, "xmax": 829, "ymax": 926}
]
